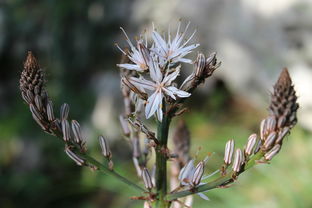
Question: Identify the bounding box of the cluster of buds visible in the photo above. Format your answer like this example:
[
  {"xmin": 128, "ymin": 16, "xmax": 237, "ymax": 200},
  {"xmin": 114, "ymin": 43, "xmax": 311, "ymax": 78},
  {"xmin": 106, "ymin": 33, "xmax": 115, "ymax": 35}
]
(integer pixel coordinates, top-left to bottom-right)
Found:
[{"xmin": 221, "ymin": 69, "xmax": 298, "ymax": 179}]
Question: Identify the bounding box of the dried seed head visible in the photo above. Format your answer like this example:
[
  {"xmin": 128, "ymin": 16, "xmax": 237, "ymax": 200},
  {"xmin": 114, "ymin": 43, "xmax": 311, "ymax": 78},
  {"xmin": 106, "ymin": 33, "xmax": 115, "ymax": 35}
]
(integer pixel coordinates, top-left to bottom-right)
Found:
[
  {"xmin": 71, "ymin": 120, "xmax": 83, "ymax": 144},
  {"xmin": 46, "ymin": 100, "xmax": 55, "ymax": 122},
  {"xmin": 99, "ymin": 135, "xmax": 111, "ymax": 157},
  {"xmin": 224, "ymin": 139, "xmax": 235, "ymax": 165},
  {"xmin": 264, "ymin": 144, "xmax": 281, "ymax": 160},
  {"xmin": 60, "ymin": 103, "xmax": 70, "ymax": 120},
  {"xmin": 65, "ymin": 147, "xmax": 85, "ymax": 166},
  {"xmin": 232, "ymin": 149, "xmax": 243, "ymax": 173},
  {"xmin": 275, "ymin": 127, "xmax": 290, "ymax": 144},
  {"xmin": 142, "ymin": 167, "xmax": 153, "ymax": 190},
  {"xmin": 263, "ymin": 131, "xmax": 277, "ymax": 150},
  {"xmin": 61, "ymin": 119, "xmax": 71, "ymax": 142},
  {"xmin": 119, "ymin": 115, "xmax": 130, "ymax": 136},
  {"xmin": 173, "ymin": 120, "xmax": 191, "ymax": 166},
  {"xmin": 245, "ymin": 134, "xmax": 257, "ymax": 156},
  {"xmin": 191, "ymin": 161, "xmax": 204, "ymax": 186},
  {"xmin": 194, "ymin": 53, "xmax": 206, "ymax": 78}
]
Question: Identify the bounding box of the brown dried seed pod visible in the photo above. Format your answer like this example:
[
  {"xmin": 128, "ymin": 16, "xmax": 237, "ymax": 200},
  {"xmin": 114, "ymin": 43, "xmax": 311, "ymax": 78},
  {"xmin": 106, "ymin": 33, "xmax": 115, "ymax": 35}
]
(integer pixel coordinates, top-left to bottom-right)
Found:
[
  {"xmin": 264, "ymin": 144, "xmax": 281, "ymax": 160},
  {"xmin": 65, "ymin": 147, "xmax": 85, "ymax": 166},
  {"xmin": 142, "ymin": 167, "xmax": 153, "ymax": 190},
  {"xmin": 60, "ymin": 103, "xmax": 70, "ymax": 120},
  {"xmin": 224, "ymin": 139, "xmax": 235, "ymax": 165},
  {"xmin": 245, "ymin": 134, "xmax": 257, "ymax": 156},
  {"xmin": 61, "ymin": 119, "xmax": 71, "ymax": 142},
  {"xmin": 263, "ymin": 131, "xmax": 277, "ymax": 150},
  {"xmin": 191, "ymin": 161, "xmax": 204, "ymax": 186},
  {"xmin": 99, "ymin": 135, "xmax": 111, "ymax": 157},
  {"xmin": 71, "ymin": 120, "xmax": 83, "ymax": 144}
]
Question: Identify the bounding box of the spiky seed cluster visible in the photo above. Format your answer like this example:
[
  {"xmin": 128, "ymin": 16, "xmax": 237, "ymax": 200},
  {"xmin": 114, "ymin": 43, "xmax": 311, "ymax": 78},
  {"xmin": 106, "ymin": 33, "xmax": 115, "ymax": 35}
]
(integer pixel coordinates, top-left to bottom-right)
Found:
[
  {"xmin": 222, "ymin": 68, "xmax": 298, "ymax": 179},
  {"xmin": 269, "ymin": 69, "xmax": 299, "ymax": 128},
  {"xmin": 20, "ymin": 52, "xmax": 89, "ymax": 164}
]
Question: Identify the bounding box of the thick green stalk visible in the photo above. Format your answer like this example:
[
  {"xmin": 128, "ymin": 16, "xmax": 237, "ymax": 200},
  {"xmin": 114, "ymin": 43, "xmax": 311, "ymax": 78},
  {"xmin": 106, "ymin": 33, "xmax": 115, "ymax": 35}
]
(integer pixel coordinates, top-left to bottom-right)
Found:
[{"xmin": 155, "ymin": 115, "xmax": 171, "ymax": 208}]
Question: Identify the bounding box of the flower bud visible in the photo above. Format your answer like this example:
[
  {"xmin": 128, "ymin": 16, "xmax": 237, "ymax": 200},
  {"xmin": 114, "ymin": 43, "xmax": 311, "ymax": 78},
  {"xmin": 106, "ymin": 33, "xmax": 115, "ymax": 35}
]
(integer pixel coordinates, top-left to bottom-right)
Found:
[
  {"xmin": 232, "ymin": 149, "xmax": 243, "ymax": 173},
  {"xmin": 61, "ymin": 119, "xmax": 71, "ymax": 142},
  {"xmin": 224, "ymin": 139, "xmax": 234, "ymax": 165},
  {"xmin": 194, "ymin": 53, "xmax": 206, "ymax": 78},
  {"xmin": 71, "ymin": 120, "xmax": 83, "ymax": 144},
  {"xmin": 191, "ymin": 161, "xmax": 204, "ymax": 186},
  {"xmin": 99, "ymin": 135, "xmax": 111, "ymax": 158},
  {"xmin": 65, "ymin": 147, "xmax": 85, "ymax": 166},
  {"xmin": 60, "ymin": 103, "xmax": 70, "ymax": 120},
  {"xmin": 263, "ymin": 131, "xmax": 277, "ymax": 150},
  {"xmin": 264, "ymin": 144, "xmax": 281, "ymax": 160},
  {"xmin": 142, "ymin": 168, "xmax": 153, "ymax": 190},
  {"xmin": 245, "ymin": 134, "xmax": 257, "ymax": 156}
]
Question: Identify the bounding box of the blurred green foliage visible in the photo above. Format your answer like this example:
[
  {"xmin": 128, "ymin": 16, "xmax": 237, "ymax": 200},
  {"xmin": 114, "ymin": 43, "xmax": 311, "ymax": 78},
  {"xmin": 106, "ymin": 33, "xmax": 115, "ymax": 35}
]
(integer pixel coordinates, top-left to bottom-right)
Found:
[{"xmin": 0, "ymin": 1, "xmax": 311, "ymax": 208}]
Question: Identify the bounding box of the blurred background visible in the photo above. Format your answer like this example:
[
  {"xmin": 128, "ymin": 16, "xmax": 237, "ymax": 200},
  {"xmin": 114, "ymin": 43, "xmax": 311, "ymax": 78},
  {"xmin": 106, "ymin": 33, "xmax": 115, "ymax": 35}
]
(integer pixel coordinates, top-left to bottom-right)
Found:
[{"xmin": 0, "ymin": 0, "xmax": 312, "ymax": 207}]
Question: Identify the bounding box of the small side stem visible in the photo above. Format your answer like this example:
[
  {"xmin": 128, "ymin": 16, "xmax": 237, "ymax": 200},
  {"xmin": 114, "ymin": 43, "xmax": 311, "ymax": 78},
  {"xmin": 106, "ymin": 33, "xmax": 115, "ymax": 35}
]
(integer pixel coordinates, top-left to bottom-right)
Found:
[
  {"xmin": 155, "ymin": 115, "xmax": 171, "ymax": 208},
  {"xmin": 166, "ymin": 151, "xmax": 265, "ymax": 201}
]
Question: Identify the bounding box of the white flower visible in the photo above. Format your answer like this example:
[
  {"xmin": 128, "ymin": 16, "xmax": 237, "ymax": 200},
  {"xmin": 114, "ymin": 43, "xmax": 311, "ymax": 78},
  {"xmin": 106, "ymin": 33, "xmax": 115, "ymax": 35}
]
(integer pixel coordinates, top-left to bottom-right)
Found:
[
  {"xmin": 178, "ymin": 156, "xmax": 220, "ymax": 201},
  {"xmin": 152, "ymin": 22, "xmax": 200, "ymax": 66},
  {"xmin": 128, "ymin": 57, "xmax": 191, "ymax": 121},
  {"xmin": 116, "ymin": 27, "xmax": 149, "ymax": 72}
]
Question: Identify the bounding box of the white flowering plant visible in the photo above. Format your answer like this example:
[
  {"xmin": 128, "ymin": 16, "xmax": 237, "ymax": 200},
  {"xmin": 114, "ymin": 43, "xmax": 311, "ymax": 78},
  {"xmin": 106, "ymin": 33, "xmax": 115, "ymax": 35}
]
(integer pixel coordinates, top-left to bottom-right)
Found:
[{"xmin": 19, "ymin": 21, "xmax": 299, "ymax": 208}]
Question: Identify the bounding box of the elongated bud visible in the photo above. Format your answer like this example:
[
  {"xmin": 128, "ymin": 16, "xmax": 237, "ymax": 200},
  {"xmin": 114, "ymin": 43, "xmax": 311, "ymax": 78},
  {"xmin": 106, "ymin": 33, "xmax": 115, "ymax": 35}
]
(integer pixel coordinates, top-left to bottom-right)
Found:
[
  {"xmin": 60, "ymin": 103, "xmax": 70, "ymax": 120},
  {"xmin": 26, "ymin": 90, "xmax": 35, "ymax": 103},
  {"xmin": 119, "ymin": 115, "xmax": 130, "ymax": 136},
  {"xmin": 99, "ymin": 135, "xmax": 111, "ymax": 157},
  {"xmin": 232, "ymin": 149, "xmax": 243, "ymax": 173},
  {"xmin": 275, "ymin": 127, "xmax": 290, "ymax": 144},
  {"xmin": 65, "ymin": 147, "xmax": 85, "ymax": 166},
  {"xmin": 61, "ymin": 119, "xmax": 71, "ymax": 142},
  {"xmin": 245, "ymin": 134, "xmax": 257, "ymax": 156},
  {"xmin": 194, "ymin": 53, "xmax": 206, "ymax": 77},
  {"xmin": 34, "ymin": 95, "xmax": 43, "ymax": 111},
  {"xmin": 263, "ymin": 131, "xmax": 277, "ymax": 150},
  {"xmin": 264, "ymin": 144, "xmax": 281, "ymax": 160},
  {"xmin": 138, "ymin": 43, "xmax": 150, "ymax": 68},
  {"xmin": 260, "ymin": 119, "xmax": 267, "ymax": 141},
  {"xmin": 142, "ymin": 168, "xmax": 153, "ymax": 190},
  {"xmin": 224, "ymin": 139, "xmax": 234, "ymax": 165},
  {"xmin": 266, "ymin": 116, "xmax": 276, "ymax": 133},
  {"xmin": 29, "ymin": 103, "xmax": 49, "ymax": 131},
  {"xmin": 71, "ymin": 120, "xmax": 83, "ymax": 144},
  {"xmin": 46, "ymin": 100, "xmax": 55, "ymax": 121},
  {"xmin": 191, "ymin": 161, "xmax": 204, "ymax": 186},
  {"xmin": 254, "ymin": 139, "xmax": 261, "ymax": 154}
]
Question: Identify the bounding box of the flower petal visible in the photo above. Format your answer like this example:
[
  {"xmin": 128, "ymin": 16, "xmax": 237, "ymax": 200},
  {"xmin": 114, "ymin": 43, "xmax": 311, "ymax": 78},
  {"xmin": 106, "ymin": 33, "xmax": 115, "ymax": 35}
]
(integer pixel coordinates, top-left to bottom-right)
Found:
[
  {"xmin": 117, "ymin": 64, "xmax": 143, "ymax": 71},
  {"xmin": 152, "ymin": 31, "xmax": 168, "ymax": 56},
  {"xmin": 129, "ymin": 77, "xmax": 156, "ymax": 91},
  {"xmin": 178, "ymin": 159, "xmax": 195, "ymax": 184},
  {"xmin": 148, "ymin": 58, "xmax": 163, "ymax": 82},
  {"xmin": 156, "ymin": 108, "xmax": 163, "ymax": 122},
  {"xmin": 197, "ymin": 192, "xmax": 209, "ymax": 201},
  {"xmin": 145, "ymin": 91, "xmax": 162, "ymax": 119},
  {"xmin": 162, "ymin": 67, "xmax": 181, "ymax": 85},
  {"xmin": 162, "ymin": 87, "xmax": 176, "ymax": 100},
  {"xmin": 166, "ymin": 86, "xmax": 191, "ymax": 98}
]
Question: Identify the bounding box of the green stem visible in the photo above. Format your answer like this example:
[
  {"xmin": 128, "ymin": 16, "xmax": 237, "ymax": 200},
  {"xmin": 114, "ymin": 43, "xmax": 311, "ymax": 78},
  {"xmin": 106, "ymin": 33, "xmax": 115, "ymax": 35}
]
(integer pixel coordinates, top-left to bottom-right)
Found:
[
  {"xmin": 52, "ymin": 129, "xmax": 146, "ymax": 193},
  {"xmin": 155, "ymin": 115, "xmax": 171, "ymax": 208},
  {"xmin": 166, "ymin": 151, "xmax": 265, "ymax": 201}
]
